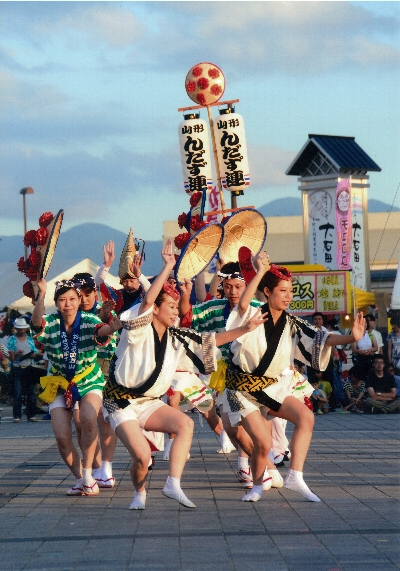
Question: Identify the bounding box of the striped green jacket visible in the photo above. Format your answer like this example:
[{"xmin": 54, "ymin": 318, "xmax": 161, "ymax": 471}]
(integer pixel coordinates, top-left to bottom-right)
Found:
[
  {"xmin": 189, "ymin": 298, "xmax": 262, "ymax": 361},
  {"xmin": 32, "ymin": 312, "xmax": 108, "ymax": 397},
  {"xmin": 83, "ymin": 302, "xmax": 117, "ymax": 360}
]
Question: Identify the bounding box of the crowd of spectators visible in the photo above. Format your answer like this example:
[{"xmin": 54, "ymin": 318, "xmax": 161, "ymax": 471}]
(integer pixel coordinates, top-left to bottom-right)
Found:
[
  {"xmin": 306, "ymin": 312, "xmax": 400, "ymax": 415},
  {"xmin": 1, "ymin": 309, "xmax": 400, "ymax": 418}
]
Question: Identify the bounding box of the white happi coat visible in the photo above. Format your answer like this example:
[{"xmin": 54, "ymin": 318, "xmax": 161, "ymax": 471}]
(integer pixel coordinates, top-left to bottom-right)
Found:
[
  {"xmin": 226, "ymin": 305, "xmax": 332, "ymax": 403},
  {"xmin": 114, "ymin": 304, "xmax": 217, "ymax": 398}
]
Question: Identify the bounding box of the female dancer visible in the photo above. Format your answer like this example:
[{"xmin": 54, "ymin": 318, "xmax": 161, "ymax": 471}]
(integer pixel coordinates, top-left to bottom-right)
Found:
[
  {"xmin": 31, "ymin": 278, "xmax": 121, "ymax": 496},
  {"xmin": 224, "ymin": 252, "xmax": 365, "ymax": 502},
  {"xmin": 102, "ymin": 240, "xmax": 267, "ymax": 510}
]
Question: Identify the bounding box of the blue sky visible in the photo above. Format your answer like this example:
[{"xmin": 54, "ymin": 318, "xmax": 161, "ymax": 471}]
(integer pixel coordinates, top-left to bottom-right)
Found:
[{"xmin": 1, "ymin": 1, "xmax": 399, "ymax": 243}]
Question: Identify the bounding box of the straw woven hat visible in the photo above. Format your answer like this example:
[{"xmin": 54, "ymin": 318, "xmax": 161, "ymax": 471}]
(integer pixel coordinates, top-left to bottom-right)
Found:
[
  {"xmin": 118, "ymin": 228, "xmax": 137, "ymax": 279},
  {"xmin": 175, "ymin": 223, "xmax": 224, "ymax": 283},
  {"xmin": 219, "ymin": 209, "xmax": 267, "ymax": 264},
  {"xmin": 37, "ymin": 210, "xmax": 64, "ymax": 281},
  {"xmin": 30, "ymin": 209, "xmax": 64, "ymax": 300}
]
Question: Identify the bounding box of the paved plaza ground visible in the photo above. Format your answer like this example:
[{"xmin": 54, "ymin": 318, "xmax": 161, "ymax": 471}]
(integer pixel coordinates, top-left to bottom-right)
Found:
[{"xmin": 0, "ymin": 406, "xmax": 399, "ymax": 571}]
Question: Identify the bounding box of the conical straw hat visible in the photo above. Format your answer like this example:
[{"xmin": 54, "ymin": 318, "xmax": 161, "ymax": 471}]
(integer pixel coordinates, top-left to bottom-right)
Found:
[
  {"xmin": 31, "ymin": 209, "xmax": 64, "ymax": 300},
  {"xmin": 219, "ymin": 209, "xmax": 267, "ymax": 264},
  {"xmin": 175, "ymin": 223, "xmax": 224, "ymax": 283},
  {"xmin": 119, "ymin": 228, "xmax": 137, "ymax": 279}
]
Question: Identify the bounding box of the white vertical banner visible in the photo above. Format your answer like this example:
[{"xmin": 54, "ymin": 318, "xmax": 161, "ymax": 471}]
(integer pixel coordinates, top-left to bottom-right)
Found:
[
  {"xmin": 351, "ymin": 184, "xmax": 367, "ymax": 291},
  {"xmin": 335, "ymin": 179, "xmax": 352, "ymax": 270},
  {"xmin": 307, "ymin": 189, "xmax": 337, "ymax": 269},
  {"xmin": 178, "ymin": 116, "xmax": 213, "ymax": 194},
  {"xmin": 213, "ymin": 112, "xmax": 250, "ymax": 192}
]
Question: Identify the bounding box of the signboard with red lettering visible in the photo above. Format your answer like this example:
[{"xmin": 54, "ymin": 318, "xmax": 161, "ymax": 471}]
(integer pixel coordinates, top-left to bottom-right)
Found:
[{"xmin": 289, "ymin": 271, "xmax": 351, "ymax": 315}]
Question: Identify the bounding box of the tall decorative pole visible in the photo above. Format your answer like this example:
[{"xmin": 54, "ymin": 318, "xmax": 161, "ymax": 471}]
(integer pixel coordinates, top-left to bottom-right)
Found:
[{"xmin": 19, "ymin": 187, "xmax": 34, "ymax": 260}]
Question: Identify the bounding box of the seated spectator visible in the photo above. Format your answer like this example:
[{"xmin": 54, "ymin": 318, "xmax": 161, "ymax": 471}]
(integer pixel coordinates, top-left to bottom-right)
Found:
[
  {"xmin": 386, "ymin": 363, "xmax": 400, "ymax": 398},
  {"xmin": 365, "ymin": 355, "xmax": 400, "ymax": 414},
  {"xmin": 342, "ymin": 367, "xmax": 366, "ymax": 413},
  {"xmin": 315, "ymin": 370, "xmax": 335, "ymax": 411},
  {"xmin": 365, "ymin": 314, "xmax": 383, "ymax": 355},
  {"xmin": 310, "ymin": 380, "xmax": 329, "ymax": 415},
  {"xmin": 387, "ymin": 318, "xmax": 400, "ymax": 372},
  {"xmin": 351, "ymin": 319, "xmax": 378, "ymax": 377}
]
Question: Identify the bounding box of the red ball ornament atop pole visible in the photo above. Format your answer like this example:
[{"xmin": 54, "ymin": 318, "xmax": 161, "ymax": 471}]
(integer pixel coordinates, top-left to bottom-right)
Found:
[{"xmin": 180, "ymin": 62, "xmax": 232, "ymax": 216}]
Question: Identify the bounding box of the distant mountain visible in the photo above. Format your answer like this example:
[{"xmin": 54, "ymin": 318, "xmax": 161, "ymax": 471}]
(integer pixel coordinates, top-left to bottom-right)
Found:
[
  {"xmin": 0, "ymin": 223, "xmax": 163, "ymax": 276},
  {"xmin": 257, "ymin": 197, "xmax": 399, "ymax": 217},
  {"xmin": 1, "ymin": 198, "xmax": 397, "ymax": 271}
]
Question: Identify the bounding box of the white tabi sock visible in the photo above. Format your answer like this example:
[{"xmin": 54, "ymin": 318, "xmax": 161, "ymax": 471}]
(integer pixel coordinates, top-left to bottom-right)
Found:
[
  {"xmin": 242, "ymin": 484, "xmax": 263, "ymax": 502},
  {"xmin": 218, "ymin": 429, "xmax": 236, "ymax": 453},
  {"xmin": 284, "ymin": 469, "xmax": 321, "ymax": 502},
  {"xmin": 162, "ymin": 476, "xmax": 196, "ymax": 508},
  {"xmin": 238, "ymin": 456, "xmax": 250, "ymax": 471},
  {"xmin": 163, "ymin": 437, "xmax": 173, "ymax": 461},
  {"xmin": 268, "ymin": 469, "xmax": 284, "ymax": 488},
  {"xmin": 101, "ymin": 461, "xmax": 113, "ymax": 480},
  {"xmin": 82, "ymin": 468, "xmax": 95, "ymax": 486},
  {"xmin": 262, "ymin": 468, "xmax": 272, "ymax": 491},
  {"xmin": 92, "ymin": 467, "xmax": 102, "ymax": 480},
  {"xmin": 129, "ymin": 491, "xmax": 146, "ymax": 510}
]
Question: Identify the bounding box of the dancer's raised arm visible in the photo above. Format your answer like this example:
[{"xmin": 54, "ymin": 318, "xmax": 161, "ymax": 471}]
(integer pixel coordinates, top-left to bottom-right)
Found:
[
  {"xmin": 238, "ymin": 252, "xmax": 270, "ymax": 317},
  {"xmin": 139, "ymin": 240, "xmax": 175, "ymax": 315}
]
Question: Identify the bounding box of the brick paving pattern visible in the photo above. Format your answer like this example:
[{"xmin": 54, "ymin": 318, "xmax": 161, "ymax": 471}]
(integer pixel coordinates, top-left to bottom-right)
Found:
[{"xmin": 0, "ymin": 406, "xmax": 399, "ymax": 571}]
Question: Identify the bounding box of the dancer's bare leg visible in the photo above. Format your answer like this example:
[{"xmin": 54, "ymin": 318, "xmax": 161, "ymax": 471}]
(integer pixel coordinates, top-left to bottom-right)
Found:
[
  {"xmin": 79, "ymin": 393, "xmax": 102, "ymax": 469},
  {"xmin": 73, "ymin": 406, "xmax": 101, "ymax": 469},
  {"xmin": 116, "ymin": 420, "xmax": 151, "ymax": 493},
  {"xmin": 145, "ymin": 405, "xmax": 196, "ymax": 508},
  {"xmin": 269, "ymin": 396, "xmax": 320, "ymax": 502},
  {"xmin": 51, "ymin": 407, "xmax": 82, "ymax": 479},
  {"xmin": 268, "ymin": 396, "xmax": 313, "ymax": 472},
  {"xmin": 163, "ymin": 390, "xmax": 181, "ymax": 459}
]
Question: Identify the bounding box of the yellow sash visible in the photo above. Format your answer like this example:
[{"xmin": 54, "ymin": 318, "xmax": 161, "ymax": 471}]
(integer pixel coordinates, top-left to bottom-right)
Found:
[
  {"xmin": 208, "ymin": 359, "xmax": 228, "ymax": 393},
  {"xmin": 39, "ymin": 364, "xmax": 95, "ymax": 403}
]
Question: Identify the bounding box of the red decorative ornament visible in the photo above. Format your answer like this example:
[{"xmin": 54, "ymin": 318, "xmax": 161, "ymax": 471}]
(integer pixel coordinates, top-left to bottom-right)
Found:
[
  {"xmin": 189, "ymin": 191, "xmax": 202, "ymax": 208},
  {"xmin": 177, "ymin": 212, "xmax": 188, "ymax": 229},
  {"xmin": 190, "ymin": 215, "xmax": 207, "ymax": 232},
  {"xmin": 197, "ymin": 77, "xmax": 209, "ymax": 90},
  {"xmin": 39, "ymin": 212, "xmax": 54, "ymax": 228},
  {"xmin": 174, "ymin": 232, "xmax": 191, "ymax": 250},
  {"xmin": 22, "ymin": 281, "xmax": 35, "ymax": 300},
  {"xmin": 210, "ymin": 84, "xmax": 222, "ymax": 96},
  {"xmin": 23, "ymin": 230, "xmax": 37, "ymax": 247},
  {"xmin": 17, "ymin": 257, "xmax": 27, "ymax": 273},
  {"xmin": 35, "ymin": 227, "xmax": 48, "ymax": 245},
  {"xmin": 185, "ymin": 62, "xmax": 225, "ymax": 105},
  {"xmin": 192, "ymin": 66, "xmax": 203, "ymax": 77},
  {"xmin": 24, "ymin": 268, "xmax": 38, "ymax": 281},
  {"xmin": 28, "ymin": 248, "xmax": 40, "ymax": 269},
  {"xmin": 208, "ymin": 67, "xmax": 220, "ymax": 79}
]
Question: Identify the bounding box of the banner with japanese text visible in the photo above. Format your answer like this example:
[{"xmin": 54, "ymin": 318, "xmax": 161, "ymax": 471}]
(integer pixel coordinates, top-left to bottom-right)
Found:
[{"xmin": 289, "ymin": 271, "xmax": 351, "ymax": 315}]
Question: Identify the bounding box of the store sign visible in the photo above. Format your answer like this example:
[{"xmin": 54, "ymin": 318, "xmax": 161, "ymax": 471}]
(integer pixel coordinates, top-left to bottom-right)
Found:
[{"xmin": 289, "ymin": 271, "xmax": 351, "ymax": 315}]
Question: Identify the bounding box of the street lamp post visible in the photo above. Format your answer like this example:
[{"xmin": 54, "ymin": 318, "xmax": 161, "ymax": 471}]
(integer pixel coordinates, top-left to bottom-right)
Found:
[{"xmin": 19, "ymin": 187, "xmax": 34, "ymax": 259}]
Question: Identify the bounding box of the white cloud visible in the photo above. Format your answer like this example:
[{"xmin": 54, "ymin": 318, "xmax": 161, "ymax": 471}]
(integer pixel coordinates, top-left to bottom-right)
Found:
[{"xmin": 66, "ymin": 6, "xmax": 142, "ymax": 48}]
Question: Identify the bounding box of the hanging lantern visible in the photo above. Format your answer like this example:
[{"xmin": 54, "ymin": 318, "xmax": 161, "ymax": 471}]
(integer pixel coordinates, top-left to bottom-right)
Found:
[
  {"xmin": 178, "ymin": 113, "xmax": 213, "ymax": 196},
  {"xmin": 185, "ymin": 62, "xmax": 225, "ymax": 106},
  {"xmin": 213, "ymin": 107, "xmax": 250, "ymax": 192}
]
